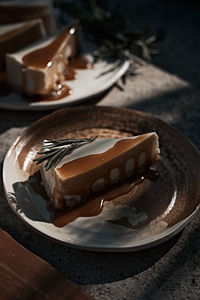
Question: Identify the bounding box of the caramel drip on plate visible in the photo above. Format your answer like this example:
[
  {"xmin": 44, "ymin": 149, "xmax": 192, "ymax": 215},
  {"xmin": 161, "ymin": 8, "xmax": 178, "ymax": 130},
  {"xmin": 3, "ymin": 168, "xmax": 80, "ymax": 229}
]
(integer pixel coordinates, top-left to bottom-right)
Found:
[
  {"xmin": 64, "ymin": 56, "xmax": 92, "ymax": 80},
  {"xmin": 69, "ymin": 56, "xmax": 92, "ymax": 69},
  {"xmin": 52, "ymin": 168, "xmax": 159, "ymax": 228},
  {"xmin": 22, "ymin": 55, "xmax": 91, "ymax": 101},
  {"xmin": 24, "ymin": 83, "xmax": 72, "ymax": 102},
  {"xmin": 52, "ymin": 176, "xmax": 142, "ymax": 228},
  {"xmin": 63, "ymin": 67, "xmax": 78, "ymax": 80},
  {"xmin": 63, "ymin": 56, "xmax": 91, "ymax": 80},
  {"xmin": 19, "ymin": 55, "xmax": 91, "ymax": 102},
  {"xmin": 23, "ymin": 27, "xmax": 73, "ymax": 69}
]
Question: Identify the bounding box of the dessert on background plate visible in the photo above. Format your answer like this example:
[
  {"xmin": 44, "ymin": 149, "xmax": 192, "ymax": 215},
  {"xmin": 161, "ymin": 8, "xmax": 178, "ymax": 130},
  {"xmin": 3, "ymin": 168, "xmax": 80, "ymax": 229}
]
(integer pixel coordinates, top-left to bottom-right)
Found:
[
  {"xmin": 0, "ymin": 1, "xmax": 129, "ymax": 109},
  {"xmin": 6, "ymin": 23, "xmax": 81, "ymax": 97},
  {"xmin": 0, "ymin": 0, "xmax": 56, "ymax": 34},
  {"xmin": 35, "ymin": 133, "xmax": 160, "ymax": 210},
  {"xmin": 0, "ymin": 19, "xmax": 46, "ymax": 69}
]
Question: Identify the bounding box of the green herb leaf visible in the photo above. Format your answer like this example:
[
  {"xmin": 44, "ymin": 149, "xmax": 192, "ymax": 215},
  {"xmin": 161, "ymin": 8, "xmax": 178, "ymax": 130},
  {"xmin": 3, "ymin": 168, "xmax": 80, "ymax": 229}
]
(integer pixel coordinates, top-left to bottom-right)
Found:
[
  {"xmin": 56, "ymin": 0, "xmax": 159, "ymax": 69},
  {"xmin": 34, "ymin": 136, "xmax": 98, "ymax": 171}
]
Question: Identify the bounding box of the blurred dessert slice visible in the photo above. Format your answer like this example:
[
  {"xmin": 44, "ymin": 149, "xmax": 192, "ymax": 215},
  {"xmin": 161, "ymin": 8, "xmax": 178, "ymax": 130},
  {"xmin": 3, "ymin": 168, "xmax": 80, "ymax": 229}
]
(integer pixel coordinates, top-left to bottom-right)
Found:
[
  {"xmin": 6, "ymin": 24, "xmax": 80, "ymax": 96},
  {"xmin": 0, "ymin": 0, "xmax": 56, "ymax": 34},
  {"xmin": 0, "ymin": 20, "xmax": 46, "ymax": 69},
  {"xmin": 40, "ymin": 133, "xmax": 160, "ymax": 210}
]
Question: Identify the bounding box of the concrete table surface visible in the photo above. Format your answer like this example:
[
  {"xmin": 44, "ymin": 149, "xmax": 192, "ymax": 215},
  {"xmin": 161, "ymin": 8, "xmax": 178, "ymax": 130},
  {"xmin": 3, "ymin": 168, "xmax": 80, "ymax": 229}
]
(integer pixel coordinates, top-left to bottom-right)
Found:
[{"xmin": 0, "ymin": 1, "xmax": 200, "ymax": 299}]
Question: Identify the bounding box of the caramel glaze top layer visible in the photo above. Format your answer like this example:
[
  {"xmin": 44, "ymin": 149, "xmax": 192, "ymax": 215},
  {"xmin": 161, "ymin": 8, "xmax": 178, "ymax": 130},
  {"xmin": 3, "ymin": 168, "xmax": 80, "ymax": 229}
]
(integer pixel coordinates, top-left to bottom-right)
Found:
[
  {"xmin": 57, "ymin": 136, "xmax": 146, "ymax": 179},
  {"xmin": 23, "ymin": 26, "xmax": 77, "ymax": 69}
]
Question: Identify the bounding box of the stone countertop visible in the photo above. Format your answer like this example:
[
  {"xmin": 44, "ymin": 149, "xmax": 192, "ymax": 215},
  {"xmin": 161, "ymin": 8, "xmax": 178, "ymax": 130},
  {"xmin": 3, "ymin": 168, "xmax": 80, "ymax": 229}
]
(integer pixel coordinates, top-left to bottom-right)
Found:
[{"xmin": 0, "ymin": 1, "xmax": 200, "ymax": 299}]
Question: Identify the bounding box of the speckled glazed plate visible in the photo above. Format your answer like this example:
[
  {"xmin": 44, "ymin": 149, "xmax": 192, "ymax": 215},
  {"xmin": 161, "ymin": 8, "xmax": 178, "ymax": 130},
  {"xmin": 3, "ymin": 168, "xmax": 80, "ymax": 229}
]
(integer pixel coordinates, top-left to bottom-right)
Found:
[
  {"xmin": 3, "ymin": 106, "xmax": 200, "ymax": 251},
  {"xmin": 0, "ymin": 55, "xmax": 129, "ymax": 111}
]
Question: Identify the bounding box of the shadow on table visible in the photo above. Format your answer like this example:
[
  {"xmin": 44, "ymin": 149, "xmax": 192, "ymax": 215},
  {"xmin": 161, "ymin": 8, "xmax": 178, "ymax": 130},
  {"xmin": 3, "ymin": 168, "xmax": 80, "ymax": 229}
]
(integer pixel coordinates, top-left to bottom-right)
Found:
[
  {"xmin": 0, "ymin": 89, "xmax": 109, "ymax": 135},
  {"xmin": 123, "ymin": 85, "xmax": 200, "ymax": 150},
  {"xmin": 2, "ymin": 187, "xmax": 183, "ymax": 285},
  {"xmin": 120, "ymin": 0, "xmax": 200, "ymax": 89},
  {"xmin": 134, "ymin": 223, "xmax": 200, "ymax": 299},
  {"xmin": 1, "ymin": 175, "xmax": 182, "ymax": 285}
]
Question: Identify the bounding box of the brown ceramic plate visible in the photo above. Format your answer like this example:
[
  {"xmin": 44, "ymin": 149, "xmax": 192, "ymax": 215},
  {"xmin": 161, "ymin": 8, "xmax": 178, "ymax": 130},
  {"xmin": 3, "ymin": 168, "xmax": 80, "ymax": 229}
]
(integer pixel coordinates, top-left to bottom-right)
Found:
[{"xmin": 3, "ymin": 106, "xmax": 200, "ymax": 251}]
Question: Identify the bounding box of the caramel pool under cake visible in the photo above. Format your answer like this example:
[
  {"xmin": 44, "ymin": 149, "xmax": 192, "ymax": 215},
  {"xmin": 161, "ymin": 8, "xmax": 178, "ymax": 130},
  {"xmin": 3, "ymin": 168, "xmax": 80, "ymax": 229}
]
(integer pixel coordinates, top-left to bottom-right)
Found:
[{"xmin": 40, "ymin": 133, "xmax": 160, "ymax": 210}]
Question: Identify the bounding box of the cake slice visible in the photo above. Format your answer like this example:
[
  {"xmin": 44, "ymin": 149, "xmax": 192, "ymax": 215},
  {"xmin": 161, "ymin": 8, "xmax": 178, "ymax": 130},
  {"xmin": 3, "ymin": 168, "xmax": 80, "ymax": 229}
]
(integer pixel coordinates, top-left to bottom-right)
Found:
[
  {"xmin": 39, "ymin": 133, "xmax": 160, "ymax": 210},
  {"xmin": 6, "ymin": 24, "xmax": 80, "ymax": 96},
  {"xmin": 0, "ymin": 20, "xmax": 46, "ymax": 69},
  {"xmin": 0, "ymin": 0, "xmax": 56, "ymax": 34}
]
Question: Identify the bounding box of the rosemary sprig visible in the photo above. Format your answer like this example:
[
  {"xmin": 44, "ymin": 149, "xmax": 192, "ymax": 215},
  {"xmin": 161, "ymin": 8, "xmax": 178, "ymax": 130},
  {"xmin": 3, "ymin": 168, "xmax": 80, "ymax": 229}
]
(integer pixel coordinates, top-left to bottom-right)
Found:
[
  {"xmin": 34, "ymin": 136, "xmax": 98, "ymax": 171},
  {"xmin": 56, "ymin": 0, "xmax": 159, "ymax": 68}
]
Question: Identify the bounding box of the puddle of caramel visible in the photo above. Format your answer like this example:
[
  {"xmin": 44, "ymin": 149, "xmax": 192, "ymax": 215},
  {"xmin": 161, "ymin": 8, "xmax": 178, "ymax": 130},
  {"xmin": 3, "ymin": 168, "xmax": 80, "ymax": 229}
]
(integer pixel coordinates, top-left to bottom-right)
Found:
[
  {"xmin": 69, "ymin": 56, "xmax": 92, "ymax": 69},
  {"xmin": 63, "ymin": 67, "xmax": 78, "ymax": 80},
  {"xmin": 106, "ymin": 168, "xmax": 159, "ymax": 229},
  {"xmin": 145, "ymin": 167, "xmax": 159, "ymax": 181},
  {"xmin": 24, "ymin": 82, "xmax": 73, "ymax": 102},
  {"xmin": 63, "ymin": 56, "xmax": 92, "ymax": 81},
  {"xmin": 51, "ymin": 168, "xmax": 159, "ymax": 228},
  {"xmin": 52, "ymin": 177, "xmax": 140, "ymax": 228}
]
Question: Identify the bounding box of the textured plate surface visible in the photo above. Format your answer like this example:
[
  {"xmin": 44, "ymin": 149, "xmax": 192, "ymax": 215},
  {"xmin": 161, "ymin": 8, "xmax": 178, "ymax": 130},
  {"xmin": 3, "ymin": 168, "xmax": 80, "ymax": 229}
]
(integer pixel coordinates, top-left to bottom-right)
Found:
[{"xmin": 3, "ymin": 106, "xmax": 200, "ymax": 251}]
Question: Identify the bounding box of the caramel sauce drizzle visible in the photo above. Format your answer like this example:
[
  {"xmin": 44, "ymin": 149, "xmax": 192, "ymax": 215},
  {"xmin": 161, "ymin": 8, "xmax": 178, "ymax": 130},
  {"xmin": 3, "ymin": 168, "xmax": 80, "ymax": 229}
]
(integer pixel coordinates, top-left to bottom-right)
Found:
[
  {"xmin": 68, "ymin": 56, "xmax": 91, "ymax": 70},
  {"xmin": 63, "ymin": 67, "xmax": 78, "ymax": 81},
  {"xmin": 21, "ymin": 25, "xmax": 91, "ymax": 102},
  {"xmin": 22, "ymin": 55, "xmax": 91, "ymax": 102},
  {"xmin": 52, "ymin": 168, "xmax": 159, "ymax": 228},
  {"xmin": 24, "ymin": 82, "xmax": 72, "ymax": 102},
  {"xmin": 22, "ymin": 27, "xmax": 73, "ymax": 69},
  {"xmin": 52, "ymin": 176, "xmax": 141, "ymax": 228},
  {"xmin": 63, "ymin": 57, "xmax": 91, "ymax": 81}
]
